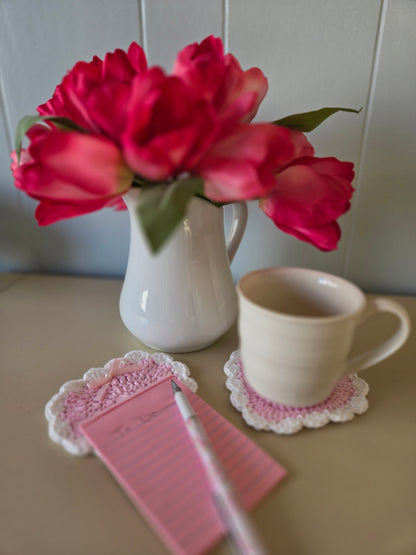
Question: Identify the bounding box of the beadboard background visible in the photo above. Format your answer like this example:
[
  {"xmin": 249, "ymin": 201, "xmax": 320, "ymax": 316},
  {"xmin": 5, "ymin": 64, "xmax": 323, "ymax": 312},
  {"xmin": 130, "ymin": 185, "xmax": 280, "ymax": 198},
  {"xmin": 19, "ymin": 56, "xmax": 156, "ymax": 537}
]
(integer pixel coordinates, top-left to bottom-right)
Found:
[{"xmin": 0, "ymin": 0, "xmax": 415, "ymax": 294}]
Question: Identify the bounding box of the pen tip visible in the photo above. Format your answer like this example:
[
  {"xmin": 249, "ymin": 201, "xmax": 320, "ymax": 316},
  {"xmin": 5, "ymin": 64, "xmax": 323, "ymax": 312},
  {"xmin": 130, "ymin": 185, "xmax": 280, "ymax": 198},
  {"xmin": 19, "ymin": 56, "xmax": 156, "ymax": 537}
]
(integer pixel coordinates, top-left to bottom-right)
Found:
[{"xmin": 171, "ymin": 379, "xmax": 181, "ymax": 393}]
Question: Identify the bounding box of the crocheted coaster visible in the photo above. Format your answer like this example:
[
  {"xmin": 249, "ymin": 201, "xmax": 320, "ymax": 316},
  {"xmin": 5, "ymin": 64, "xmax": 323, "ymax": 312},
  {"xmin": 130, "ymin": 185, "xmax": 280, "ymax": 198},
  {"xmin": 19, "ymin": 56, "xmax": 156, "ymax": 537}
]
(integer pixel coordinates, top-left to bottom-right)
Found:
[
  {"xmin": 45, "ymin": 350, "xmax": 197, "ymax": 456},
  {"xmin": 224, "ymin": 350, "xmax": 369, "ymax": 434}
]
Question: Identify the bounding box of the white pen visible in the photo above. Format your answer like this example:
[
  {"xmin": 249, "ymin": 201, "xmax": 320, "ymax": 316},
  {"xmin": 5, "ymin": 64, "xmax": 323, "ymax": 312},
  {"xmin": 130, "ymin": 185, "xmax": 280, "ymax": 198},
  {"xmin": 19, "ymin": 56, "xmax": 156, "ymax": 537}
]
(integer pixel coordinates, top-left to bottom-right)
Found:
[{"xmin": 171, "ymin": 380, "xmax": 267, "ymax": 555}]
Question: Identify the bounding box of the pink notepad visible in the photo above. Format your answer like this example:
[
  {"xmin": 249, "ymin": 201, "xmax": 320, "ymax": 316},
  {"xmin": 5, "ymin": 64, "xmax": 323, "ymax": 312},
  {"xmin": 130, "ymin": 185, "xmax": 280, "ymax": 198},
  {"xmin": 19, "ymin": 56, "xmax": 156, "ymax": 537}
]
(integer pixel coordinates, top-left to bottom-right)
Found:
[{"xmin": 80, "ymin": 376, "xmax": 286, "ymax": 555}]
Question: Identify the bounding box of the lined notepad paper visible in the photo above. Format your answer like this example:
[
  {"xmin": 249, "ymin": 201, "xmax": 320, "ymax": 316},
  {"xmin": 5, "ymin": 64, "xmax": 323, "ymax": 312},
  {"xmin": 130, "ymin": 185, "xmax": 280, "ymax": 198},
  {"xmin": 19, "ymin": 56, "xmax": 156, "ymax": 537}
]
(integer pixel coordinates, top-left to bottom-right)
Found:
[{"xmin": 80, "ymin": 376, "xmax": 286, "ymax": 555}]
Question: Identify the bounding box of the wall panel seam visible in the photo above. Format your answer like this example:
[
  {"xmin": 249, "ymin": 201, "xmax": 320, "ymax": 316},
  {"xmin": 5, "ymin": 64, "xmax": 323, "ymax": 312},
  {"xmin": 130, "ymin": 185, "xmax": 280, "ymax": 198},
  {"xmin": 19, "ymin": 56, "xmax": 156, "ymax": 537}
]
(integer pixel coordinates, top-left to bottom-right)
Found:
[
  {"xmin": 0, "ymin": 54, "xmax": 26, "ymax": 216},
  {"xmin": 342, "ymin": 0, "xmax": 388, "ymax": 278},
  {"xmin": 0, "ymin": 64, "xmax": 13, "ymax": 155},
  {"xmin": 139, "ymin": 0, "xmax": 147, "ymax": 53},
  {"xmin": 222, "ymin": 0, "xmax": 229, "ymax": 52}
]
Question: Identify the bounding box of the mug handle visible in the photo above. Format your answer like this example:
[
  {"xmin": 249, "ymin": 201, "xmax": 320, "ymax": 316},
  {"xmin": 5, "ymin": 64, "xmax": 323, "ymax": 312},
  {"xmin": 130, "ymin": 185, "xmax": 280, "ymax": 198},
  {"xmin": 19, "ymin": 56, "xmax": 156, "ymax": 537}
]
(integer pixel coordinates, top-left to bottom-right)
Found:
[
  {"xmin": 345, "ymin": 297, "xmax": 411, "ymax": 376},
  {"xmin": 226, "ymin": 202, "xmax": 248, "ymax": 263}
]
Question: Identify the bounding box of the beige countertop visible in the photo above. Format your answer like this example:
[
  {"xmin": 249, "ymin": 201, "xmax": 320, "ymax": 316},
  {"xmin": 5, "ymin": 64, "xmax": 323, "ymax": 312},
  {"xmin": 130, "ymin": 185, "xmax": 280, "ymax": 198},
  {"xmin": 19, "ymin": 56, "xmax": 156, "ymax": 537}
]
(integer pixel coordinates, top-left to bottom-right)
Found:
[{"xmin": 1, "ymin": 273, "xmax": 415, "ymax": 555}]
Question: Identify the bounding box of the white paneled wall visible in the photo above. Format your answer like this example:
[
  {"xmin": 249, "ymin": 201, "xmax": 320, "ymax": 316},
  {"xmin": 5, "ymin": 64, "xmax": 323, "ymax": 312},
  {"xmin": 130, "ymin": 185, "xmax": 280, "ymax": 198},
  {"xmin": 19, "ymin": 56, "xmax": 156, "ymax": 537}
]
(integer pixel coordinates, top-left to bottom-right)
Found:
[
  {"xmin": 0, "ymin": 0, "xmax": 415, "ymax": 293},
  {"xmin": 344, "ymin": 1, "xmax": 416, "ymax": 294},
  {"xmin": 227, "ymin": 0, "xmax": 381, "ymax": 281}
]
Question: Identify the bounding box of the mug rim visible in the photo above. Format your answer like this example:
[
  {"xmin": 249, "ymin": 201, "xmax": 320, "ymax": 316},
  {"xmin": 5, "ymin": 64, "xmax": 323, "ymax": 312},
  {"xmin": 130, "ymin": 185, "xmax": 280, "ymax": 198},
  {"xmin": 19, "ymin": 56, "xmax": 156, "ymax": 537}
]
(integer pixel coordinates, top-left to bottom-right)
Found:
[{"xmin": 237, "ymin": 267, "xmax": 365, "ymax": 323}]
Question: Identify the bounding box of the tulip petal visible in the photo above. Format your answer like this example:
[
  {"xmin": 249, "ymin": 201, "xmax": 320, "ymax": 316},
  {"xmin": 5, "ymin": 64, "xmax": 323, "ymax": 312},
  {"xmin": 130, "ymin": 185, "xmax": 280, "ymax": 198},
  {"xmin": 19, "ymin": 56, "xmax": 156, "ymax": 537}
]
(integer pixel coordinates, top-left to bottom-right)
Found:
[
  {"xmin": 197, "ymin": 123, "xmax": 295, "ymax": 202},
  {"xmin": 37, "ymin": 43, "xmax": 148, "ymax": 142},
  {"xmin": 11, "ymin": 126, "xmax": 132, "ymax": 226},
  {"xmin": 86, "ymin": 82, "xmax": 131, "ymax": 142},
  {"xmin": 27, "ymin": 131, "xmax": 133, "ymax": 199},
  {"xmin": 122, "ymin": 69, "xmax": 219, "ymax": 181},
  {"xmin": 274, "ymin": 220, "xmax": 342, "ymax": 251},
  {"xmin": 103, "ymin": 43, "xmax": 147, "ymax": 81},
  {"xmin": 221, "ymin": 65, "xmax": 268, "ymax": 124},
  {"xmin": 34, "ymin": 195, "xmax": 126, "ymax": 225},
  {"xmin": 127, "ymin": 41, "xmax": 148, "ymax": 72},
  {"xmin": 35, "ymin": 199, "xmax": 114, "ymax": 225},
  {"xmin": 200, "ymin": 159, "xmax": 268, "ymax": 201},
  {"xmin": 287, "ymin": 129, "xmax": 315, "ymax": 158},
  {"xmin": 173, "ymin": 35, "xmax": 267, "ymax": 125},
  {"xmin": 260, "ymin": 155, "xmax": 354, "ymax": 250},
  {"xmin": 264, "ymin": 159, "xmax": 354, "ymax": 228}
]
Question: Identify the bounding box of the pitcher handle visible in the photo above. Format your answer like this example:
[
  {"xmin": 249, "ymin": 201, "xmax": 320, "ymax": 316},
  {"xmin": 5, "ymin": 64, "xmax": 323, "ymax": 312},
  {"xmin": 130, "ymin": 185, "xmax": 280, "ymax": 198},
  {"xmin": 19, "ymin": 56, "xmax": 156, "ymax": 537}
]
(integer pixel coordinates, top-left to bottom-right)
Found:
[
  {"xmin": 344, "ymin": 297, "xmax": 411, "ymax": 376},
  {"xmin": 226, "ymin": 202, "xmax": 248, "ymax": 263}
]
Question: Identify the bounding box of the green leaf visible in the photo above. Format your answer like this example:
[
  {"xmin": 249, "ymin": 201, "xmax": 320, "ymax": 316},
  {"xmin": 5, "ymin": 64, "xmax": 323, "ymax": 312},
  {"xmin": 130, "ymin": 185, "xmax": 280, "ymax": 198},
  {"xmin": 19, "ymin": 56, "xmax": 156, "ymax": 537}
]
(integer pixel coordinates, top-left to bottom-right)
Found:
[
  {"xmin": 14, "ymin": 114, "xmax": 87, "ymax": 163},
  {"xmin": 44, "ymin": 116, "xmax": 88, "ymax": 132},
  {"xmin": 14, "ymin": 115, "xmax": 42, "ymax": 162},
  {"xmin": 273, "ymin": 106, "xmax": 362, "ymax": 132},
  {"xmin": 136, "ymin": 176, "xmax": 204, "ymax": 254}
]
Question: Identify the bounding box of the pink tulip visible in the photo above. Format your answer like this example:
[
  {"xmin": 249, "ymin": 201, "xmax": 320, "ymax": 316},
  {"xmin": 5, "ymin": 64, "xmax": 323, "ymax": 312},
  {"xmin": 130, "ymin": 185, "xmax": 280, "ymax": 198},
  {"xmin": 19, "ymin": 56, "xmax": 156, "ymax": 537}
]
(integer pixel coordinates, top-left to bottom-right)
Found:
[
  {"xmin": 37, "ymin": 42, "xmax": 147, "ymax": 143},
  {"xmin": 13, "ymin": 36, "xmax": 356, "ymax": 254},
  {"xmin": 195, "ymin": 124, "xmax": 312, "ymax": 203},
  {"xmin": 173, "ymin": 35, "xmax": 268, "ymax": 127},
  {"xmin": 121, "ymin": 67, "xmax": 219, "ymax": 182},
  {"xmin": 11, "ymin": 125, "xmax": 133, "ymax": 225},
  {"xmin": 260, "ymin": 156, "xmax": 355, "ymax": 250}
]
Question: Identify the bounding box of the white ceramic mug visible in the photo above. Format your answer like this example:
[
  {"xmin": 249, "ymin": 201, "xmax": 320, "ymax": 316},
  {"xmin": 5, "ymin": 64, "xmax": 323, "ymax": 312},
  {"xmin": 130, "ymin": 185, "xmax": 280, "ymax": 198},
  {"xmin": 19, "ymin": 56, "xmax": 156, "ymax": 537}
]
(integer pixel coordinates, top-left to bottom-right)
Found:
[{"xmin": 237, "ymin": 267, "xmax": 411, "ymax": 407}]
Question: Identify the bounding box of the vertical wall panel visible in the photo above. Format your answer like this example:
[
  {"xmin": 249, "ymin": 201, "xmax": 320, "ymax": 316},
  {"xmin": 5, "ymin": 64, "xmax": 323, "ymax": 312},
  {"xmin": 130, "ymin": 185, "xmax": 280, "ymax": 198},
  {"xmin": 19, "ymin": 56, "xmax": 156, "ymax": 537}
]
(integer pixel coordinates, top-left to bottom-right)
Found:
[
  {"xmin": 345, "ymin": 1, "xmax": 416, "ymax": 294},
  {"xmin": 144, "ymin": 0, "xmax": 223, "ymax": 67},
  {"xmin": 1, "ymin": 0, "xmax": 415, "ymax": 294},
  {"xmin": 227, "ymin": 0, "xmax": 381, "ymax": 282},
  {"xmin": 0, "ymin": 0, "xmax": 142, "ymax": 126},
  {"xmin": 0, "ymin": 0, "xmax": 141, "ymax": 274}
]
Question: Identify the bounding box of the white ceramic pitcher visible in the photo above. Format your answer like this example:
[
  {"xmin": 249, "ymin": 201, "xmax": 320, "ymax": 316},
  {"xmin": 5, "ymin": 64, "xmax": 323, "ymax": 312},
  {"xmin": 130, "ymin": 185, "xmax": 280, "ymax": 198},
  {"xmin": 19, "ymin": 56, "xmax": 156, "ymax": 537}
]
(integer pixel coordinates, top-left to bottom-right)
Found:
[{"xmin": 119, "ymin": 189, "xmax": 247, "ymax": 352}]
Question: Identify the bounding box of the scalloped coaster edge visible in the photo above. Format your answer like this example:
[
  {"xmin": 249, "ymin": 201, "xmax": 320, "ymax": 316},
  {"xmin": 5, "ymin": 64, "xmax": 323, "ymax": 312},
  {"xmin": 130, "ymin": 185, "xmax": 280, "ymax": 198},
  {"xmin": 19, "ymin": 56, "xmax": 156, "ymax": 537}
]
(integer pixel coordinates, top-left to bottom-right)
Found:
[{"xmin": 224, "ymin": 350, "xmax": 369, "ymax": 435}]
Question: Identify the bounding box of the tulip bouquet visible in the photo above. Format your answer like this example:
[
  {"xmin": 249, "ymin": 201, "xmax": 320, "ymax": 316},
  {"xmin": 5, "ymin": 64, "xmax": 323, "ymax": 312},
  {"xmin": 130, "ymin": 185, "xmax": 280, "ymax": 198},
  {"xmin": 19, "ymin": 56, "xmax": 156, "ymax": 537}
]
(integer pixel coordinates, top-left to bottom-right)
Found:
[{"xmin": 11, "ymin": 36, "xmax": 359, "ymax": 253}]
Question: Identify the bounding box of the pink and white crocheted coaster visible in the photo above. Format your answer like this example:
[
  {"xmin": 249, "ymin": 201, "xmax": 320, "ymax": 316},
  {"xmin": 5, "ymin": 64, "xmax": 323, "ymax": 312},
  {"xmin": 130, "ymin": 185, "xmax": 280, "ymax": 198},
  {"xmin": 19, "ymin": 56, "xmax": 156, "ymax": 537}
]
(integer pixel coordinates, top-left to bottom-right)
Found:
[
  {"xmin": 45, "ymin": 350, "xmax": 197, "ymax": 456},
  {"xmin": 224, "ymin": 350, "xmax": 369, "ymax": 434}
]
